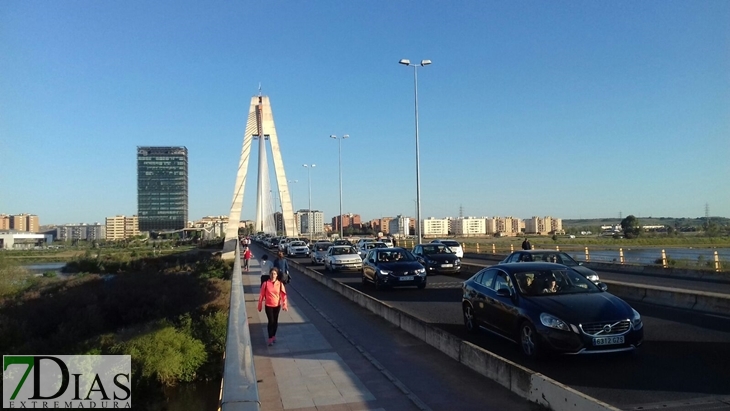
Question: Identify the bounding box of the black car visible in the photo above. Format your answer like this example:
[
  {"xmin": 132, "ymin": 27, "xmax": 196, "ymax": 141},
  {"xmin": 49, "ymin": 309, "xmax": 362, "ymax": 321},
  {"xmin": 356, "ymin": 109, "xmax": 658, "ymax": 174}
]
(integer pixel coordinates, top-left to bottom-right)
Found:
[
  {"xmin": 412, "ymin": 243, "xmax": 461, "ymax": 274},
  {"xmin": 501, "ymin": 250, "xmax": 601, "ymax": 284},
  {"xmin": 462, "ymin": 262, "xmax": 643, "ymax": 358},
  {"xmin": 361, "ymin": 247, "xmax": 427, "ymax": 290}
]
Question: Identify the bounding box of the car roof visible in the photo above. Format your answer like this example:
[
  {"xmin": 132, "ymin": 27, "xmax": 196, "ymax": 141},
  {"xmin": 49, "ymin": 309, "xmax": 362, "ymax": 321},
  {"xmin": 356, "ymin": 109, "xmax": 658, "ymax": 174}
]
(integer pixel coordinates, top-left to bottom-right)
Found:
[{"xmin": 491, "ymin": 262, "xmax": 569, "ymax": 272}]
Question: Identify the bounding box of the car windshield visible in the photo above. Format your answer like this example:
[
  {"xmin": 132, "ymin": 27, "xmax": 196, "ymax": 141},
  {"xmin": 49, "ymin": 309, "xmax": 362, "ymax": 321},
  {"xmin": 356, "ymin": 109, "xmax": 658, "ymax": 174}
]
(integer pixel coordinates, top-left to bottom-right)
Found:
[
  {"xmin": 513, "ymin": 269, "xmax": 599, "ymax": 296},
  {"xmin": 316, "ymin": 243, "xmax": 333, "ymax": 251},
  {"xmin": 440, "ymin": 240, "xmax": 460, "ymax": 248},
  {"xmin": 334, "ymin": 247, "xmax": 357, "ymax": 255},
  {"xmin": 422, "ymin": 245, "xmax": 454, "ymax": 255},
  {"xmin": 290, "ymin": 241, "xmax": 305, "ymax": 247},
  {"xmin": 377, "ymin": 250, "xmax": 416, "ymax": 262},
  {"xmin": 528, "ymin": 252, "xmax": 578, "ymax": 266},
  {"xmin": 334, "ymin": 240, "xmax": 351, "ymax": 245}
]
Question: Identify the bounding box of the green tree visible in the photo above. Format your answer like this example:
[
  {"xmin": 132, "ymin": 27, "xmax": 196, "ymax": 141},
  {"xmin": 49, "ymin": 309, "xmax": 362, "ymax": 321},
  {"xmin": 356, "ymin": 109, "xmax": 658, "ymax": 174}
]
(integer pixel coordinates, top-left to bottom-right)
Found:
[{"xmin": 620, "ymin": 215, "xmax": 641, "ymax": 239}]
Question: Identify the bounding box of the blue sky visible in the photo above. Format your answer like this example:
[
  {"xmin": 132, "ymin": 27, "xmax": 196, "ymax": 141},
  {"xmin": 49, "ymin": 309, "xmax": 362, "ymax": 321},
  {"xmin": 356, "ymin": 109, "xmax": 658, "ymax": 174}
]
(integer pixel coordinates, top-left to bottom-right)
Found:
[{"xmin": 1, "ymin": 1, "xmax": 728, "ymax": 225}]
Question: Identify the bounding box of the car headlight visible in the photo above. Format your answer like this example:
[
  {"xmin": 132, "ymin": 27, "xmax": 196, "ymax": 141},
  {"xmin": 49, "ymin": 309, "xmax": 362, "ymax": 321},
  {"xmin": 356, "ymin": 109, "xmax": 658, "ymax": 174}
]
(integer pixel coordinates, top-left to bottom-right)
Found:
[
  {"xmin": 540, "ymin": 313, "xmax": 570, "ymax": 331},
  {"xmin": 587, "ymin": 274, "xmax": 599, "ymax": 282},
  {"xmin": 415, "ymin": 268, "xmax": 426, "ymax": 275},
  {"xmin": 378, "ymin": 269, "xmax": 392, "ymax": 276},
  {"xmin": 631, "ymin": 308, "xmax": 643, "ymax": 329},
  {"xmin": 455, "ymin": 259, "xmax": 461, "ymax": 265}
]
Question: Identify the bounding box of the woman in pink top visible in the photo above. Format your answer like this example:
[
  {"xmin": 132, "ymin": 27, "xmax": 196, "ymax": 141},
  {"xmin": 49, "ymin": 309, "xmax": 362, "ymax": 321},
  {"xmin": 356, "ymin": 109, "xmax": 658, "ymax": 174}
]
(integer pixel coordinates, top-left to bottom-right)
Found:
[{"xmin": 258, "ymin": 267, "xmax": 288, "ymax": 346}]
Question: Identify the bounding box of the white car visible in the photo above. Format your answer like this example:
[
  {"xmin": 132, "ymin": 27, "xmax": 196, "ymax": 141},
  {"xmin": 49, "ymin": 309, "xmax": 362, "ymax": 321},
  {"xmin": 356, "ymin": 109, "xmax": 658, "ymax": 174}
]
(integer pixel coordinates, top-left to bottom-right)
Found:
[
  {"xmin": 357, "ymin": 241, "xmax": 388, "ymax": 259},
  {"xmin": 277, "ymin": 238, "xmax": 292, "ymax": 252},
  {"xmin": 324, "ymin": 245, "xmax": 363, "ymax": 272},
  {"xmin": 287, "ymin": 241, "xmax": 310, "ymax": 258},
  {"xmin": 310, "ymin": 242, "xmax": 334, "ymax": 265},
  {"xmin": 430, "ymin": 239, "xmax": 464, "ymax": 258},
  {"xmin": 378, "ymin": 238, "xmax": 394, "ymax": 248}
]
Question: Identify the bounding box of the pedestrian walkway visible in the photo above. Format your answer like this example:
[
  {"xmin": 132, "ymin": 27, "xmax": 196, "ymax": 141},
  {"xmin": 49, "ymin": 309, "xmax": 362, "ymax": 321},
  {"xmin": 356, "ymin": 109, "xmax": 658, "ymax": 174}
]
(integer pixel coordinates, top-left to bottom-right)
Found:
[{"xmin": 242, "ymin": 258, "xmax": 423, "ymax": 411}]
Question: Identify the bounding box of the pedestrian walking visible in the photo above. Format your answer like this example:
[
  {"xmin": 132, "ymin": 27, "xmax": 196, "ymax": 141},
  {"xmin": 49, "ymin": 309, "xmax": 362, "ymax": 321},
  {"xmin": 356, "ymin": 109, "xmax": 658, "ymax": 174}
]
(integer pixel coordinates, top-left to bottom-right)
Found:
[
  {"xmin": 273, "ymin": 251, "xmax": 291, "ymax": 284},
  {"xmin": 243, "ymin": 247, "xmax": 252, "ymax": 271},
  {"xmin": 258, "ymin": 267, "xmax": 288, "ymax": 346},
  {"xmin": 260, "ymin": 254, "xmax": 274, "ymax": 284},
  {"xmin": 521, "ymin": 238, "xmax": 532, "ymax": 250}
]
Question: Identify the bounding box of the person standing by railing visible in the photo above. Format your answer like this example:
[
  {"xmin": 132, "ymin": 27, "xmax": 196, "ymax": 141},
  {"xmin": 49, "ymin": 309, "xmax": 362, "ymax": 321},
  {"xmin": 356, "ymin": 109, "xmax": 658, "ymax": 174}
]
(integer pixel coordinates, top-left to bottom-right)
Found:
[{"xmin": 258, "ymin": 268, "xmax": 288, "ymax": 346}]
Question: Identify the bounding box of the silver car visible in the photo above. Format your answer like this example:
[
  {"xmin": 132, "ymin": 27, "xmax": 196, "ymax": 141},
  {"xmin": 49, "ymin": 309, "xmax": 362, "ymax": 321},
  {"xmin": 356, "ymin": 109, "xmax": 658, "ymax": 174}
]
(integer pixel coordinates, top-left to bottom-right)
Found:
[
  {"xmin": 287, "ymin": 240, "xmax": 311, "ymax": 258},
  {"xmin": 357, "ymin": 241, "xmax": 388, "ymax": 260},
  {"xmin": 310, "ymin": 242, "xmax": 334, "ymax": 265},
  {"xmin": 325, "ymin": 245, "xmax": 363, "ymax": 272}
]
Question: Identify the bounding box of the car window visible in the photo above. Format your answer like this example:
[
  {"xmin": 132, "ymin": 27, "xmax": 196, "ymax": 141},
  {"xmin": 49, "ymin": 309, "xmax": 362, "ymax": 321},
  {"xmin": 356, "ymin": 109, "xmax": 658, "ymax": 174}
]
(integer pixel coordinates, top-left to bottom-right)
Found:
[
  {"xmin": 475, "ymin": 269, "xmax": 497, "ymax": 288},
  {"xmin": 492, "ymin": 271, "xmax": 513, "ymax": 291},
  {"xmin": 441, "ymin": 240, "xmax": 459, "ymax": 247},
  {"xmin": 558, "ymin": 253, "xmax": 578, "ymax": 266},
  {"xmin": 514, "ymin": 269, "xmax": 599, "ymax": 296},
  {"xmin": 519, "ymin": 253, "xmax": 533, "ymax": 262}
]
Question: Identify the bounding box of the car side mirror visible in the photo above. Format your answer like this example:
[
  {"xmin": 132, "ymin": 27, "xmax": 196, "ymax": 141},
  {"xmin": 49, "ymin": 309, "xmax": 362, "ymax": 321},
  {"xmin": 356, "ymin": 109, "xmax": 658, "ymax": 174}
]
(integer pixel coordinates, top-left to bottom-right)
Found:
[
  {"xmin": 496, "ymin": 288, "xmax": 512, "ymax": 298},
  {"xmin": 598, "ymin": 282, "xmax": 608, "ymax": 291}
]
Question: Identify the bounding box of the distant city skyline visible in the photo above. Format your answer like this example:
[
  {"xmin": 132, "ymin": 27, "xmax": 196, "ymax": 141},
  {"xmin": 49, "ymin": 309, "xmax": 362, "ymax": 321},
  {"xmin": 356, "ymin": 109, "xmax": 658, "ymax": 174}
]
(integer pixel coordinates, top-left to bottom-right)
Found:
[{"xmin": 2, "ymin": 2, "xmax": 728, "ymax": 224}]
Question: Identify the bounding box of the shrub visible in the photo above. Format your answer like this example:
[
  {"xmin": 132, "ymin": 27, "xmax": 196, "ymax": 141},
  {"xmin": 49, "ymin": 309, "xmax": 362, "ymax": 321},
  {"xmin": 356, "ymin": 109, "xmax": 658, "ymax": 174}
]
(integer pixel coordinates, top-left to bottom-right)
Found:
[{"xmin": 112, "ymin": 323, "xmax": 207, "ymax": 386}]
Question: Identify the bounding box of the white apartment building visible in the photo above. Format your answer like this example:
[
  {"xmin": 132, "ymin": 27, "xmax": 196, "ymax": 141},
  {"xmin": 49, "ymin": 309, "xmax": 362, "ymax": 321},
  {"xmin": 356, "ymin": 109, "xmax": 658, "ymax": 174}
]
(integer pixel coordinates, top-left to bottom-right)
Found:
[
  {"xmin": 423, "ymin": 217, "xmax": 449, "ymax": 236},
  {"xmin": 105, "ymin": 216, "xmax": 139, "ymax": 240},
  {"xmin": 450, "ymin": 217, "xmax": 486, "ymax": 236},
  {"xmin": 52, "ymin": 224, "xmax": 105, "ymax": 242},
  {"xmin": 484, "ymin": 217, "xmax": 498, "ymax": 235},
  {"xmin": 389, "ymin": 215, "xmax": 411, "ymax": 238},
  {"xmin": 493, "ymin": 216, "xmax": 523, "ymax": 236},
  {"xmin": 295, "ymin": 210, "xmax": 324, "ymax": 235},
  {"xmin": 525, "ymin": 216, "xmax": 563, "ymax": 234},
  {"xmin": 191, "ymin": 216, "xmax": 228, "ymax": 238}
]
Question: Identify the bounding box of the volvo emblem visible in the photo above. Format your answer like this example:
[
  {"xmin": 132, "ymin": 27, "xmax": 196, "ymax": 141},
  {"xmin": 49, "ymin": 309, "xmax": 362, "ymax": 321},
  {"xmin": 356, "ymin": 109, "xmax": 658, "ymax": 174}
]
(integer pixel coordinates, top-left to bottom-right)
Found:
[{"xmin": 603, "ymin": 324, "xmax": 612, "ymax": 333}]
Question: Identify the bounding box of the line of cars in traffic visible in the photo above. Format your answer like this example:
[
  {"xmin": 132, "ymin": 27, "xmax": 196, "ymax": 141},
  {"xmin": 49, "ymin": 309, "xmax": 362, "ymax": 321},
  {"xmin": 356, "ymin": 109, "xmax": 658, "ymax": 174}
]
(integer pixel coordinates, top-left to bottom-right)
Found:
[{"xmin": 296, "ymin": 237, "xmax": 644, "ymax": 359}]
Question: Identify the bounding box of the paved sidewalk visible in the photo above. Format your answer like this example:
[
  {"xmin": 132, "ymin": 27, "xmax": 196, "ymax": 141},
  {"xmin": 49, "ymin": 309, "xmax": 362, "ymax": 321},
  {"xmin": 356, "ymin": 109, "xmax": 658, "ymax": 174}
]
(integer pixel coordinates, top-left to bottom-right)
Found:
[{"xmin": 242, "ymin": 259, "xmax": 423, "ymax": 411}]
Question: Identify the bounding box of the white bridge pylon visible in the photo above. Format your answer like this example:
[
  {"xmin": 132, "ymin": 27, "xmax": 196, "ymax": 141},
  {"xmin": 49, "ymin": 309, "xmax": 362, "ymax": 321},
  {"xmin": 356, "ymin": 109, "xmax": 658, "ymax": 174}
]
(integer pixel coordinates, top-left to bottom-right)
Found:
[{"xmin": 222, "ymin": 95, "xmax": 297, "ymax": 258}]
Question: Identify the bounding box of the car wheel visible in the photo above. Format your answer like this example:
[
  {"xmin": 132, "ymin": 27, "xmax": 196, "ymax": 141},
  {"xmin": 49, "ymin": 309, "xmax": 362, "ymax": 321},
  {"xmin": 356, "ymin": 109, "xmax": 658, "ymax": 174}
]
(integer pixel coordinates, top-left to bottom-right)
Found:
[
  {"xmin": 519, "ymin": 321, "xmax": 543, "ymax": 359},
  {"xmin": 463, "ymin": 304, "xmax": 477, "ymax": 333},
  {"xmin": 361, "ymin": 272, "xmax": 368, "ymax": 286},
  {"xmin": 374, "ymin": 276, "xmax": 383, "ymax": 291}
]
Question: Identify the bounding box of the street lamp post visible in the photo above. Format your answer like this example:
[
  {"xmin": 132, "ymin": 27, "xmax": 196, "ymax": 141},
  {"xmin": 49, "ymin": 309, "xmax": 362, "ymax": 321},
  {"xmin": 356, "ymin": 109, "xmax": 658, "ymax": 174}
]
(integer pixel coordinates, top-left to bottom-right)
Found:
[
  {"xmin": 399, "ymin": 58, "xmax": 431, "ymax": 245},
  {"xmin": 330, "ymin": 134, "xmax": 349, "ymax": 239},
  {"xmin": 302, "ymin": 164, "xmax": 315, "ymax": 242}
]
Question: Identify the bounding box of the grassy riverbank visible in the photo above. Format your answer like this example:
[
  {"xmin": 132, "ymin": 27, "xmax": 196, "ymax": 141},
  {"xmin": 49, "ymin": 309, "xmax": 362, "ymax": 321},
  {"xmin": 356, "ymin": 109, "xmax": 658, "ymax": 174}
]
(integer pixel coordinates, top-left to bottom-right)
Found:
[{"xmin": 0, "ymin": 250, "xmax": 231, "ymax": 410}]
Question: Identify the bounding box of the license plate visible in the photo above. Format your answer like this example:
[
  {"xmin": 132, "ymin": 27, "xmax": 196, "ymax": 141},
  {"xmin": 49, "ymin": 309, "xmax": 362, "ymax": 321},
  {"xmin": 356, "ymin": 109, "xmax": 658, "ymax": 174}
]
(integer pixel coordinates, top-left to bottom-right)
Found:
[
  {"xmin": 441, "ymin": 264, "xmax": 453, "ymax": 268},
  {"xmin": 400, "ymin": 276, "xmax": 414, "ymax": 281},
  {"xmin": 593, "ymin": 336, "xmax": 625, "ymax": 346}
]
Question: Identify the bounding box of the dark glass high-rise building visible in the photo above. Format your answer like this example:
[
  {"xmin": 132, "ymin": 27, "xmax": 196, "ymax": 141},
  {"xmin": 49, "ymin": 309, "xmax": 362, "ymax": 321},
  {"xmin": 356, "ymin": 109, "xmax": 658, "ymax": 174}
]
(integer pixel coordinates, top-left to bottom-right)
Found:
[{"xmin": 137, "ymin": 146, "xmax": 188, "ymax": 232}]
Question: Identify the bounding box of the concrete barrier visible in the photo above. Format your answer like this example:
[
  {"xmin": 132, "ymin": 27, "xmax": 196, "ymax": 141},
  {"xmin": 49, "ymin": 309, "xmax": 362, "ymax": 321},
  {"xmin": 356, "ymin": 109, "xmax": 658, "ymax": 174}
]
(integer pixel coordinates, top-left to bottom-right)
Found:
[
  {"xmin": 604, "ymin": 280, "xmax": 730, "ymax": 316},
  {"xmin": 220, "ymin": 244, "xmax": 260, "ymax": 411},
  {"xmin": 289, "ymin": 260, "xmax": 620, "ymax": 411}
]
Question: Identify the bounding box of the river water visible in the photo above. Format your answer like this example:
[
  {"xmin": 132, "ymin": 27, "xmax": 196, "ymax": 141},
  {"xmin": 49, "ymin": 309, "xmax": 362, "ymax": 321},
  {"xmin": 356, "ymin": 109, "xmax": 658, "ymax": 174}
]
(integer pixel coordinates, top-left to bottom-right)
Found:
[
  {"xmin": 21, "ymin": 262, "xmax": 68, "ymax": 276},
  {"xmin": 563, "ymin": 247, "xmax": 730, "ymax": 266}
]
